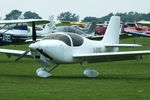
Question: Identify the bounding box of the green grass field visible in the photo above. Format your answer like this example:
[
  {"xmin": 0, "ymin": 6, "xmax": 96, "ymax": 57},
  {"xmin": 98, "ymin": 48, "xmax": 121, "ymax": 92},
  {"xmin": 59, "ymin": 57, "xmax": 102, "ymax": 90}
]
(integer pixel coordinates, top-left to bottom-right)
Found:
[{"xmin": 0, "ymin": 37, "xmax": 150, "ymax": 100}]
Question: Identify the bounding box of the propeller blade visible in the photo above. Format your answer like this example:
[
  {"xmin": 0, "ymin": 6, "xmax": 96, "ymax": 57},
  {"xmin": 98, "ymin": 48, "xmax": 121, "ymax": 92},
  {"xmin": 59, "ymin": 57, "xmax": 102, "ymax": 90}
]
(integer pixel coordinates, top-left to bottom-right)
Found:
[
  {"xmin": 37, "ymin": 49, "xmax": 53, "ymax": 60},
  {"xmin": 32, "ymin": 21, "xmax": 36, "ymax": 42},
  {"xmin": 15, "ymin": 50, "xmax": 30, "ymax": 61}
]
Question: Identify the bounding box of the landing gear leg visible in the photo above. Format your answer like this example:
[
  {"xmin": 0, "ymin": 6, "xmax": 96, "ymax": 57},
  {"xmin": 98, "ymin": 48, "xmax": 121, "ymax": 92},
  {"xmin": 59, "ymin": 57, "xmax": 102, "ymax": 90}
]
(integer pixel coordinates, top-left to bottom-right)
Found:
[
  {"xmin": 36, "ymin": 64, "xmax": 59, "ymax": 78},
  {"xmin": 80, "ymin": 63, "xmax": 99, "ymax": 78}
]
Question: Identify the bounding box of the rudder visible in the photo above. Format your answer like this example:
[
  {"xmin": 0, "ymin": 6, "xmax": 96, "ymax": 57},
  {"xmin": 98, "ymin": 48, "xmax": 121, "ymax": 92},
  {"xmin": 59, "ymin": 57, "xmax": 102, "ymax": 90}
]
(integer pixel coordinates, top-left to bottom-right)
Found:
[{"xmin": 102, "ymin": 16, "xmax": 120, "ymax": 44}]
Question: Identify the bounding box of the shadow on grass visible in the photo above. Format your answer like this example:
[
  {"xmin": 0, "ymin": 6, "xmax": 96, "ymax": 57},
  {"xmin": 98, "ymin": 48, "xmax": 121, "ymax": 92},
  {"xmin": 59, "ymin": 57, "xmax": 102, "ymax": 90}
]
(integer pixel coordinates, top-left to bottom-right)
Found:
[
  {"xmin": 100, "ymin": 74, "xmax": 150, "ymax": 80},
  {"xmin": 50, "ymin": 75, "xmax": 150, "ymax": 80},
  {"xmin": 0, "ymin": 74, "xmax": 37, "ymax": 79},
  {"xmin": 0, "ymin": 74, "xmax": 150, "ymax": 80}
]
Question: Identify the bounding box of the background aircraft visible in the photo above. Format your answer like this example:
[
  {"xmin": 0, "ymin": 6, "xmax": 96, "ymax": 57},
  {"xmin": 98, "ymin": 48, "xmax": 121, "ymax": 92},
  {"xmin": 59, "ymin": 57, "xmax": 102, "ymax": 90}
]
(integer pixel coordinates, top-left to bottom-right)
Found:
[
  {"xmin": 0, "ymin": 16, "xmax": 150, "ymax": 78},
  {"xmin": 0, "ymin": 19, "xmax": 50, "ymax": 46},
  {"xmin": 54, "ymin": 21, "xmax": 96, "ymax": 37},
  {"xmin": 95, "ymin": 21, "xmax": 150, "ymax": 38},
  {"xmin": 123, "ymin": 21, "xmax": 150, "ymax": 37}
]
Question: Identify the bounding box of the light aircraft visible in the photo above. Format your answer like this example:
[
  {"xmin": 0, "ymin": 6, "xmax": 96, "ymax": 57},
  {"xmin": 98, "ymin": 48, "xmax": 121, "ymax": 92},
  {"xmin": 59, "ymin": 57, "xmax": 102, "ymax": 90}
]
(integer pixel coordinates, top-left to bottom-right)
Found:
[
  {"xmin": 60, "ymin": 21, "xmax": 89, "ymax": 28},
  {"xmin": 123, "ymin": 21, "xmax": 150, "ymax": 37},
  {"xmin": 54, "ymin": 21, "xmax": 96, "ymax": 37},
  {"xmin": 0, "ymin": 16, "xmax": 150, "ymax": 78},
  {"xmin": 0, "ymin": 19, "xmax": 52, "ymax": 46}
]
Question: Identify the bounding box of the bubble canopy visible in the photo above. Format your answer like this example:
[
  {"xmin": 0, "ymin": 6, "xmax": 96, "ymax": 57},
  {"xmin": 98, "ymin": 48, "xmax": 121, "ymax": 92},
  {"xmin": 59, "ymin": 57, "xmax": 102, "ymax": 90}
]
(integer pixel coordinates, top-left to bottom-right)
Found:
[{"xmin": 43, "ymin": 33, "xmax": 84, "ymax": 47}]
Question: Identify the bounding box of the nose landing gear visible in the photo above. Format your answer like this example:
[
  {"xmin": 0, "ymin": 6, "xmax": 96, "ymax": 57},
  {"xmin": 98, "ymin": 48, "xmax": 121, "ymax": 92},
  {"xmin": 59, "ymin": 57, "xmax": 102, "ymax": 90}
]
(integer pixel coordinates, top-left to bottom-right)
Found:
[
  {"xmin": 36, "ymin": 68, "xmax": 52, "ymax": 78},
  {"xmin": 36, "ymin": 65, "xmax": 59, "ymax": 78}
]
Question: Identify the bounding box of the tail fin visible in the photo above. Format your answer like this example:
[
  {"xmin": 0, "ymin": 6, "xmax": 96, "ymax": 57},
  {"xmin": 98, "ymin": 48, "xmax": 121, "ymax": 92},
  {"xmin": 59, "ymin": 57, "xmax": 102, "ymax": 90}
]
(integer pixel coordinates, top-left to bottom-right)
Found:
[
  {"xmin": 48, "ymin": 15, "xmax": 55, "ymax": 30},
  {"xmin": 86, "ymin": 21, "xmax": 96, "ymax": 34},
  {"xmin": 41, "ymin": 15, "xmax": 55, "ymax": 34},
  {"xmin": 102, "ymin": 16, "xmax": 120, "ymax": 44}
]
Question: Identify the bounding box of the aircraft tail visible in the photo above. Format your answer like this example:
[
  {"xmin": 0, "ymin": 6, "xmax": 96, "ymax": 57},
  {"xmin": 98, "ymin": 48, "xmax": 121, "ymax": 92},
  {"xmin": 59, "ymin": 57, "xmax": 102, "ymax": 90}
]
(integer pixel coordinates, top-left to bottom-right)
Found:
[
  {"xmin": 86, "ymin": 21, "xmax": 96, "ymax": 34},
  {"xmin": 102, "ymin": 16, "xmax": 120, "ymax": 44},
  {"xmin": 41, "ymin": 15, "xmax": 55, "ymax": 34}
]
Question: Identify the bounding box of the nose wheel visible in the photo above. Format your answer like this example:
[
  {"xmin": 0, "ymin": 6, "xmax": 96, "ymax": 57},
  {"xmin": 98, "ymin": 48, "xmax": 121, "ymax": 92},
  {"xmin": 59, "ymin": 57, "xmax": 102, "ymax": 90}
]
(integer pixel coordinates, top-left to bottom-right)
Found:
[
  {"xmin": 36, "ymin": 68, "xmax": 52, "ymax": 78},
  {"xmin": 36, "ymin": 65, "xmax": 59, "ymax": 78},
  {"xmin": 81, "ymin": 63, "xmax": 99, "ymax": 78}
]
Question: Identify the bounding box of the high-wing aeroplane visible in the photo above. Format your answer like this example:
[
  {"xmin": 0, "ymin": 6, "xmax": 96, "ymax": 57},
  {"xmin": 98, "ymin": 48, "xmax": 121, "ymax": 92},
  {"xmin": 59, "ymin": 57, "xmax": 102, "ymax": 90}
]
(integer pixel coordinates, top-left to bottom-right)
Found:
[
  {"xmin": 60, "ymin": 21, "xmax": 89, "ymax": 28},
  {"xmin": 0, "ymin": 17, "xmax": 53, "ymax": 46},
  {"xmin": 0, "ymin": 16, "xmax": 150, "ymax": 78}
]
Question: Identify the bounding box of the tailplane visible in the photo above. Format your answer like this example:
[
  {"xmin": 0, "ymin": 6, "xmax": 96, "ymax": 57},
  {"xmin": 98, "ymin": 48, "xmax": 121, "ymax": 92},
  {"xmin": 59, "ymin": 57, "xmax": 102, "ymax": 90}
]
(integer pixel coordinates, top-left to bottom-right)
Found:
[{"xmin": 102, "ymin": 16, "xmax": 120, "ymax": 44}]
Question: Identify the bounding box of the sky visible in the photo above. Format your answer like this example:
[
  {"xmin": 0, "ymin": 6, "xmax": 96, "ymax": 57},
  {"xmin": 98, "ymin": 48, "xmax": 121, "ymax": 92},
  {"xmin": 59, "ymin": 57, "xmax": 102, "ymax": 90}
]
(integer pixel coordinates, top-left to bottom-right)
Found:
[{"xmin": 0, "ymin": 0, "xmax": 150, "ymax": 20}]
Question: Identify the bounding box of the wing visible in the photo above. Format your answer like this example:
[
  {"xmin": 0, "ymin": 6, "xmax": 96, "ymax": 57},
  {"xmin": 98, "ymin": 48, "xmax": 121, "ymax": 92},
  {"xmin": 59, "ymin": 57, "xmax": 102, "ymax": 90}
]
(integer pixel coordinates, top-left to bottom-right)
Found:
[
  {"xmin": 137, "ymin": 21, "xmax": 150, "ymax": 27},
  {"xmin": 0, "ymin": 19, "xmax": 50, "ymax": 25},
  {"xmin": 0, "ymin": 48, "xmax": 31, "ymax": 58},
  {"xmin": 124, "ymin": 30, "xmax": 150, "ymax": 37},
  {"xmin": 105, "ymin": 44, "xmax": 141, "ymax": 47},
  {"xmin": 73, "ymin": 50, "xmax": 150, "ymax": 63}
]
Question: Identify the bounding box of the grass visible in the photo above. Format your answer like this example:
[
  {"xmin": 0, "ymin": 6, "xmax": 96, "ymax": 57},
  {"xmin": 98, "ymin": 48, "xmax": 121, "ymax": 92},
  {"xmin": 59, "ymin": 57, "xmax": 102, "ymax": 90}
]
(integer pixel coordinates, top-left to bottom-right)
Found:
[{"xmin": 0, "ymin": 37, "xmax": 150, "ymax": 100}]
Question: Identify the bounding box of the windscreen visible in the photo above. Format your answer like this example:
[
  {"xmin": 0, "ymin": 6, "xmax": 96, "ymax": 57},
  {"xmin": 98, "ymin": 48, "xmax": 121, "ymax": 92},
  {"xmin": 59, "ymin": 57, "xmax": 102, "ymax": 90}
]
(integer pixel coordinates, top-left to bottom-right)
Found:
[{"xmin": 43, "ymin": 34, "xmax": 71, "ymax": 46}]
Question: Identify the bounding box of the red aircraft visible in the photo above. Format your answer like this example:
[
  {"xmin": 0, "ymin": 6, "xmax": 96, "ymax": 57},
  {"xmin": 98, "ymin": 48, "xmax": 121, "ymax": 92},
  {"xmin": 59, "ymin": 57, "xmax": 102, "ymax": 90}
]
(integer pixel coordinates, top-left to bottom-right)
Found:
[{"xmin": 124, "ymin": 20, "xmax": 150, "ymax": 34}]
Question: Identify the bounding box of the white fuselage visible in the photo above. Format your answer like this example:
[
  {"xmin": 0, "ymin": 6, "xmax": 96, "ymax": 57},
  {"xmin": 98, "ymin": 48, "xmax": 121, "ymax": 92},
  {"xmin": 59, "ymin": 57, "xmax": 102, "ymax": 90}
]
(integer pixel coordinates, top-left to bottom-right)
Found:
[{"xmin": 29, "ymin": 32, "xmax": 118, "ymax": 67}]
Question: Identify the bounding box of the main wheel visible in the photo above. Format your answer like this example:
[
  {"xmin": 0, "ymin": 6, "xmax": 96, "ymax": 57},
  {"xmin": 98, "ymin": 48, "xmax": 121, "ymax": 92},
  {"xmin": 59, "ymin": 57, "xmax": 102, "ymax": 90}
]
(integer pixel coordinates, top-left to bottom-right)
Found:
[{"xmin": 83, "ymin": 69, "xmax": 99, "ymax": 78}]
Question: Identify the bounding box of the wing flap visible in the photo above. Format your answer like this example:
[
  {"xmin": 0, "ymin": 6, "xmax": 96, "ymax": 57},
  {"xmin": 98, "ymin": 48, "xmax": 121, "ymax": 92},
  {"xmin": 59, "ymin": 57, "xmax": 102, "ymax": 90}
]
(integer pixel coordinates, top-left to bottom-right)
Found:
[{"xmin": 73, "ymin": 50, "xmax": 150, "ymax": 63}]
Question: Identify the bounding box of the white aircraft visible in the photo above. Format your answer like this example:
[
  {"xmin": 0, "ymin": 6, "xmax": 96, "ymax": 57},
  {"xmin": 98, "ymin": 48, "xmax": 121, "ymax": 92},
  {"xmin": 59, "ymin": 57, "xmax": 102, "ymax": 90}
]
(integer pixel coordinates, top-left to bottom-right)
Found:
[
  {"xmin": 0, "ymin": 16, "xmax": 150, "ymax": 78},
  {"xmin": 29, "ymin": 15, "xmax": 55, "ymax": 36},
  {"xmin": 0, "ymin": 19, "xmax": 50, "ymax": 45},
  {"xmin": 0, "ymin": 15, "xmax": 54, "ymax": 37}
]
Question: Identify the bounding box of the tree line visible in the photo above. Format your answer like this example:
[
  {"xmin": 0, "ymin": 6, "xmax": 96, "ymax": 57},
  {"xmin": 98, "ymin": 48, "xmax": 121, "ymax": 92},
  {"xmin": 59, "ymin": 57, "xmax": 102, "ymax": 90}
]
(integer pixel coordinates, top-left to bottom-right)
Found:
[
  {"xmin": 98, "ymin": 12, "xmax": 150, "ymax": 23},
  {"xmin": 1, "ymin": 9, "xmax": 150, "ymax": 23}
]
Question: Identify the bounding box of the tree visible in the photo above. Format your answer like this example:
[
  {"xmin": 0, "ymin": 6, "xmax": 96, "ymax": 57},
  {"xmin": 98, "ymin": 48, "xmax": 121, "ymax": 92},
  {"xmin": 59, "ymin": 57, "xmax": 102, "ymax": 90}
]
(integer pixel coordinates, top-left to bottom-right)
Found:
[
  {"xmin": 24, "ymin": 11, "xmax": 42, "ymax": 19},
  {"xmin": 82, "ymin": 16, "xmax": 98, "ymax": 22},
  {"xmin": 5, "ymin": 9, "xmax": 22, "ymax": 20},
  {"xmin": 57, "ymin": 11, "xmax": 79, "ymax": 21}
]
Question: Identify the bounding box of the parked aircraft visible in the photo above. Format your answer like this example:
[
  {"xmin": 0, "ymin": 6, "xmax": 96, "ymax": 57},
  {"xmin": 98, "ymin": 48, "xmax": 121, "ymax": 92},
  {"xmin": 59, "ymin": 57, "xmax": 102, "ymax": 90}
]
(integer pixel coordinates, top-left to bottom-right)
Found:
[
  {"xmin": 123, "ymin": 21, "xmax": 150, "ymax": 37},
  {"xmin": 0, "ymin": 16, "xmax": 150, "ymax": 78},
  {"xmin": 60, "ymin": 21, "xmax": 89, "ymax": 28},
  {"xmin": 0, "ymin": 19, "xmax": 51, "ymax": 46},
  {"xmin": 54, "ymin": 21, "xmax": 96, "ymax": 37}
]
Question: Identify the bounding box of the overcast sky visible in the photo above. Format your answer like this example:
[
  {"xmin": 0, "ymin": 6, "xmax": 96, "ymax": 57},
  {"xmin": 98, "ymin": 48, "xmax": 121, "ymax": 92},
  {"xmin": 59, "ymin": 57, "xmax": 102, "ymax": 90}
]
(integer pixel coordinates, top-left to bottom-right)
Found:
[{"xmin": 0, "ymin": 0, "xmax": 150, "ymax": 20}]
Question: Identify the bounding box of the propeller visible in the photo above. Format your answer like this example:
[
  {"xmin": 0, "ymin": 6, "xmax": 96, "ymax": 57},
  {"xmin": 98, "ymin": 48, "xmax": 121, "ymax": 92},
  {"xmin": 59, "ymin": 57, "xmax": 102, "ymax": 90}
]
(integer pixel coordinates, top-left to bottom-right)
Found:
[
  {"xmin": 32, "ymin": 21, "xmax": 37, "ymax": 42},
  {"xmin": 15, "ymin": 21, "xmax": 37, "ymax": 61},
  {"xmin": 15, "ymin": 50, "xmax": 30, "ymax": 61}
]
